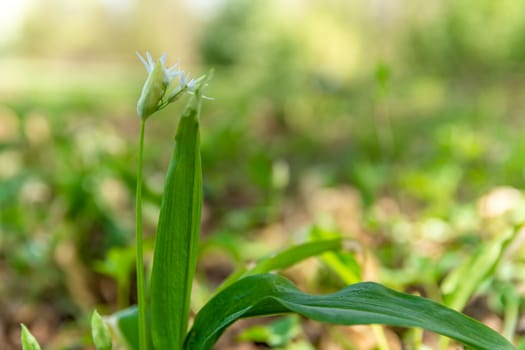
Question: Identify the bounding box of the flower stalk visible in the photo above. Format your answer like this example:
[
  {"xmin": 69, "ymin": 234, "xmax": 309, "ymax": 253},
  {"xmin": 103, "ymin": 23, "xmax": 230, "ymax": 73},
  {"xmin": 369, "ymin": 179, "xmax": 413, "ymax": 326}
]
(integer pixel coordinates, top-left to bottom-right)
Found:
[{"xmin": 135, "ymin": 118, "xmax": 147, "ymax": 350}]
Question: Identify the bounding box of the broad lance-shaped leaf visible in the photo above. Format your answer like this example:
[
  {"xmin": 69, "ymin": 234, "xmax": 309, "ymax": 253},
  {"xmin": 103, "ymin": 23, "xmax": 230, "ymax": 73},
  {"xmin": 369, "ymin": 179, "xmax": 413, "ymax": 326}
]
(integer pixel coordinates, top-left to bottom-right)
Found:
[
  {"xmin": 184, "ymin": 274, "xmax": 514, "ymax": 350},
  {"xmin": 150, "ymin": 79, "xmax": 205, "ymax": 349}
]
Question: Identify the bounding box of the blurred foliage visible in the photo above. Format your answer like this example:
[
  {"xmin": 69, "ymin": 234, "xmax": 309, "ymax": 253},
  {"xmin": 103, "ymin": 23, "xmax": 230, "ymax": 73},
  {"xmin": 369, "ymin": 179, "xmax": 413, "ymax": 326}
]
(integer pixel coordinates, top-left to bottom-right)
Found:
[{"xmin": 1, "ymin": 0, "xmax": 525, "ymax": 348}]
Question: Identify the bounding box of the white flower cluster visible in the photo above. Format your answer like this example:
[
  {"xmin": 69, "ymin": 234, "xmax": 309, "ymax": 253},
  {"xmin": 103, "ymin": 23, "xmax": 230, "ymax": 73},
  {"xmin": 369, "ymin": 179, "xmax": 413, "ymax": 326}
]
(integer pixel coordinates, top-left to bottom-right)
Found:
[{"xmin": 136, "ymin": 52, "xmax": 201, "ymax": 120}]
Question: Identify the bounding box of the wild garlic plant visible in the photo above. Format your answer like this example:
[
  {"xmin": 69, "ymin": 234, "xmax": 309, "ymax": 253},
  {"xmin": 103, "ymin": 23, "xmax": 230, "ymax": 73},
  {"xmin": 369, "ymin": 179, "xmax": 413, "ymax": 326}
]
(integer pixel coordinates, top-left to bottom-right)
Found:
[
  {"xmin": 135, "ymin": 51, "xmax": 206, "ymax": 350},
  {"xmin": 21, "ymin": 53, "xmax": 516, "ymax": 350}
]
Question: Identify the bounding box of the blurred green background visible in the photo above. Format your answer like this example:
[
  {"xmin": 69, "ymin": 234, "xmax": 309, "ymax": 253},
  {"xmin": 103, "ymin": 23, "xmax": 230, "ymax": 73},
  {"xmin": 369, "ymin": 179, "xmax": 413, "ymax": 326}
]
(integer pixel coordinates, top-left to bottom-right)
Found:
[{"xmin": 1, "ymin": 0, "xmax": 525, "ymax": 349}]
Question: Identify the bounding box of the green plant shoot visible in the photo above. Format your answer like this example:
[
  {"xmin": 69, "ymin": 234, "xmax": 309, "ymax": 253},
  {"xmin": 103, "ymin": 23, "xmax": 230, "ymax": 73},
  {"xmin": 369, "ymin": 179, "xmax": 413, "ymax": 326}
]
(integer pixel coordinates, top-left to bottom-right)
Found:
[
  {"xmin": 92, "ymin": 310, "xmax": 113, "ymax": 350},
  {"xmin": 20, "ymin": 324, "xmax": 42, "ymax": 350}
]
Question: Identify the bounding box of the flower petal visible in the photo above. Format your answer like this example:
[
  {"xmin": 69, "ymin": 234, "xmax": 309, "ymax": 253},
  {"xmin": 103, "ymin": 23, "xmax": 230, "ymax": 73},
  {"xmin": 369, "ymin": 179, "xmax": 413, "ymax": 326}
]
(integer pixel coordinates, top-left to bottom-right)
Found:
[{"xmin": 136, "ymin": 52, "xmax": 152, "ymax": 72}]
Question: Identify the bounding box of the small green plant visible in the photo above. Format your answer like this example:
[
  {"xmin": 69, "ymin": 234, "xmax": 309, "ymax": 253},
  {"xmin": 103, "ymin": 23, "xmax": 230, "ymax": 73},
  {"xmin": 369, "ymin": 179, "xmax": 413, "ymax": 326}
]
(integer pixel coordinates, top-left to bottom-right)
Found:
[
  {"xmin": 20, "ymin": 52, "xmax": 516, "ymax": 350},
  {"xmin": 91, "ymin": 310, "xmax": 113, "ymax": 350},
  {"xmin": 20, "ymin": 324, "xmax": 41, "ymax": 350}
]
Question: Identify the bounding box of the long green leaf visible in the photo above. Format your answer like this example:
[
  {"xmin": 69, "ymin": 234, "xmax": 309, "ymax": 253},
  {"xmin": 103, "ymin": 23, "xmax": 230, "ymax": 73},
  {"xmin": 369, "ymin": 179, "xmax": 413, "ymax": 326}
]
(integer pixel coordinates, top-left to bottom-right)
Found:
[
  {"xmin": 250, "ymin": 239, "xmax": 343, "ymax": 275},
  {"xmin": 149, "ymin": 81, "xmax": 205, "ymax": 349},
  {"xmin": 184, "ymin": 274, "xmax": 514, "ymax": 350},
  {"xmin": 309, "ymin": 225, "xmax": 361, "ymax": 284},
  {"xmin": 442, "ymin": 228, "xmax": 516, "ymax": 311},
  {"xmin": 216, "ymin": 238, "xmax": 344, "ymax": 293}
]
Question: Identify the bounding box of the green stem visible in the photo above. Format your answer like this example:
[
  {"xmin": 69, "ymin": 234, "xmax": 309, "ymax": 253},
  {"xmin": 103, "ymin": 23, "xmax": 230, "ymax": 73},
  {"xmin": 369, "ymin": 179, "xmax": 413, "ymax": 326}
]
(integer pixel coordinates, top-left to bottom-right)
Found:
[
  {"xmin": 371, "ymin": 325, "xmax": 390, "ymax": 350},
  {"xmin": 136, "ymin": 119, "xmax": 148, "ymax": 350},
  {"xmin": 117, "ymin": 277, "xmax": 129, "ymax": 310},
  {"xmin": 438, "ymin": 335, "xmax": 449, "ymax": 350},
  {"xmin": 503, "ymin": 289, "xmax": 520, "ymax": 341},
  {"xmin": 412, "ymin": 327, "xmax": 424, "ymax": 349}
]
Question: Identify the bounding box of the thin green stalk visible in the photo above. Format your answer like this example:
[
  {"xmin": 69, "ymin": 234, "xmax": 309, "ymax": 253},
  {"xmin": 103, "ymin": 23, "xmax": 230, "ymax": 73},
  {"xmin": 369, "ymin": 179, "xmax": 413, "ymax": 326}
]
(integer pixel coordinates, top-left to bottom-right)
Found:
[
  {"xmin": 372, "ymin": 325, "xmax": 390, "ymax": 350},
  {"xmin": 412, "ymin": 326, "xmax": 424, "ymax": 349},
  {"xmin": 117, "ymin": 277, "xmax": 129, "ymax": 310},
  {"xmin": 438, "ymin": 335, "xmax": 449, "ymax": 350},
  {"xmin": 503, "ymin": 288, "xmax": 520, "ymax": 341},
  {"xmin": 136, "ymin": 119, "xmax": 148, "ymax": 350}
]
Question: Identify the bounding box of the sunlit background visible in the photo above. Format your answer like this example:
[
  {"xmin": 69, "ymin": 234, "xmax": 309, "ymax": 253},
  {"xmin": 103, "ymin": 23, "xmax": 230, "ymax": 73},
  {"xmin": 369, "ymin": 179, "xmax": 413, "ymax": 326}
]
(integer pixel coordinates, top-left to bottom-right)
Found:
[{"xmin": 2, "ymin": 0, "xmax": 525, "ymax": 349}]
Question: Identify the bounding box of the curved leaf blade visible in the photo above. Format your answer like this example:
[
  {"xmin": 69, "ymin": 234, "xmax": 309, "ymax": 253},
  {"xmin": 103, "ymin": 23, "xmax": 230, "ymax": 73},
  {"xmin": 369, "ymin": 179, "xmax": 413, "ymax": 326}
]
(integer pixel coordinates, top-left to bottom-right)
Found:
[
  {"xmin": 216, "ymin": 238, "xmax": 344, "ymax": 293},
  {"xmin": 184, "ymin": 274, "xmax": 514, "ymax": 350},
  {"xmin": 250, "ymin": 238, "xmax": 343, "ymax": 275},
  {"xmin": 309, "ymin": 225, "xmax": 361, "ymax": 284}
]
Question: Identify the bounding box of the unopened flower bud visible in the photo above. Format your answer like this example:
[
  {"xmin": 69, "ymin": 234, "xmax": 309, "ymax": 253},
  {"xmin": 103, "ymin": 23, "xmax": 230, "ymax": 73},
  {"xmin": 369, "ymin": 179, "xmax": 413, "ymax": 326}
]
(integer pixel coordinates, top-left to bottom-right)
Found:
[
  {"xmin": 136, "ymin": 52, "xmax": 203, "ymax": 120},
  {"xmin": 137, "ymin": 58, "xmax": 165, "ymax": 120}
]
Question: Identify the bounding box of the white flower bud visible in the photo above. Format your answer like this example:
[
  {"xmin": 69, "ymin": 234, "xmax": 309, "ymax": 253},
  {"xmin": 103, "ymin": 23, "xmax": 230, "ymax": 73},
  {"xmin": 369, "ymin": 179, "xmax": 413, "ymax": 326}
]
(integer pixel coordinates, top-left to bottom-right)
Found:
[{"xmin": 136, "ymin": 52, "xmax": 204, "ymax": 120}]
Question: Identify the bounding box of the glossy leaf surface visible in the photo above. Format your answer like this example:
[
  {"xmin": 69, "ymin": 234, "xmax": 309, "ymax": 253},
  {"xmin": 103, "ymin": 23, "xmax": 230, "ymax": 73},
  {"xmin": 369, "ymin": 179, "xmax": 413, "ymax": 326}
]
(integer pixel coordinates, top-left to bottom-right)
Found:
[{"xmin": 185, "ymin": 274, "xmax": 514, "ymax": 350}]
